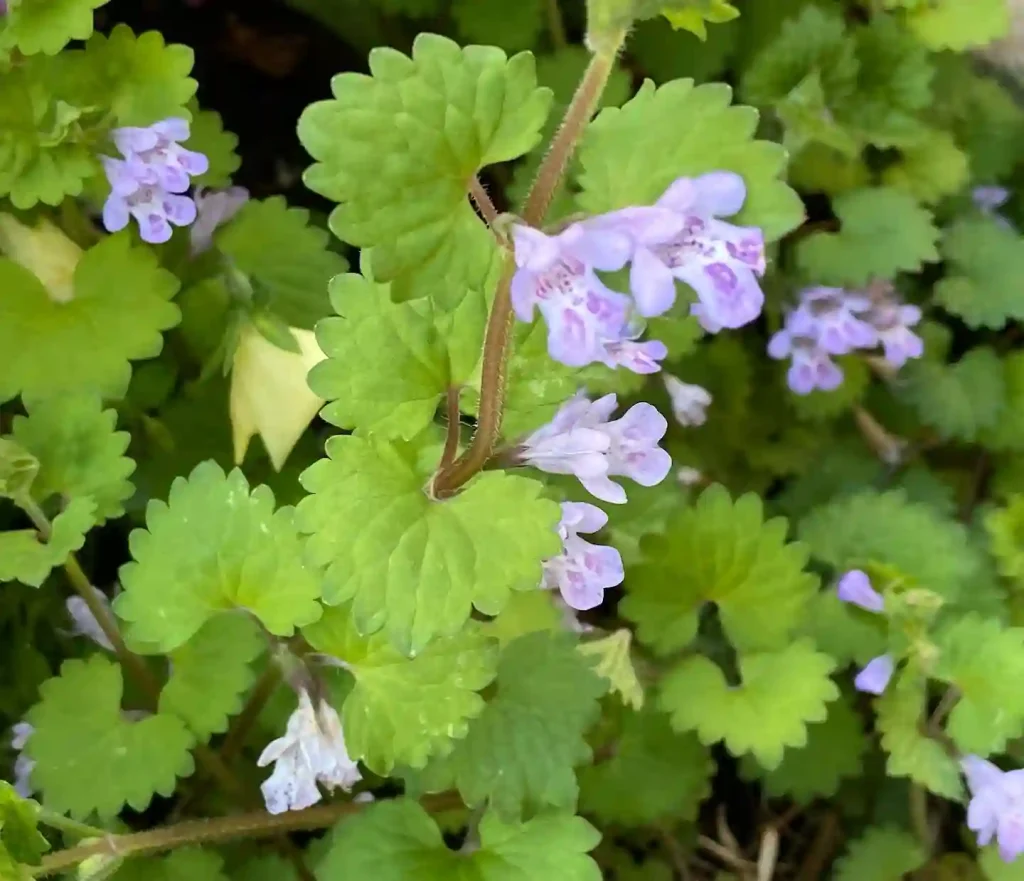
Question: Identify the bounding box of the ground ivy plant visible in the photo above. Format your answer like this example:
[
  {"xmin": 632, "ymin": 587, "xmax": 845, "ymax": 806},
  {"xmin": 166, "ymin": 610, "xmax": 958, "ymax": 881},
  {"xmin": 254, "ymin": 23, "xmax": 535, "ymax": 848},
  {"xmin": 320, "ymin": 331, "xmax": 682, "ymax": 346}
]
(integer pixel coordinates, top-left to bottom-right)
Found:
[{"xmin": 3, "ymin": 0, "xmax": 1024, "ymax": 877}]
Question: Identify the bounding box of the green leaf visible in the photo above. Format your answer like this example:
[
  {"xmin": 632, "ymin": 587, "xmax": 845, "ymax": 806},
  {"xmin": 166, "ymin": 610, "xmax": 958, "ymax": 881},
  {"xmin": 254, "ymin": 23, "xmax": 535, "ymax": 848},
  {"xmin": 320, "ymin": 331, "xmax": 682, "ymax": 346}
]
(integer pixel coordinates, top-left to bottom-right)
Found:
[
  {"xmin": 986, "ymin": 495, "xmax": 1024, "ymax": 584},
  {"xmin": 479, "ymin": 590, "xmax": 562, "ymax": 648},
  {"xmin": 986, "ymin": 353, "xmax": 1024, "ymax": 453},
  {"xmin": 796, "ymin": 187, "xmax": 939, "ymax": 286},
  {"xmin": 418, "ymin": 632, "xmax": 605, "ymax": 819},
  {"xmin": 185, "ymin": 106, "xmax": 241, "ymax": 188},
  {"xmin": 318, "ymin": 799, "xmax": 601, "ymax": 881},
  {"xmin": 298, "ymin": 33, "xmax": 550, "ymax": 304},
  {"xmin": 0, "ymin": 784, "xmax": 48, "ymax": 867},
  {"xmin": 0, "ymin": 439, "xmax": 40, "ymax": 501},
  {"xmin": 303, "ymin": 605, "xmax": 498, "ymax": 774},
  {"xmin": 934, "ymin": 615, "xmax": 1024, "ymax": 754},
  {"xmin": 659, "ymin": 0, "xmax": 739, "ymax": 40},
  {"xmin": 578, "ymin": 629, "xmax": 644, "ymax": 710},
  {"xmin": 0, "ymin": 233, "xmax": 181, "ymax": 404},
  {"xmin": 26, "ymin": 656, "xmax": 195, "ymax": 819},
  {"xmin": 577, "ymin": 78, "xmax": 804, "ymax": 241},
  {"xmin": 499, "ymin": 321, "xmax": 580, "ymax": 438},
  {"xmin": 622, "ymin": 484, "xmax": 817, "ymax": 654},
  {"xmin": 77, "ymin": 25, "xmax": 198, "ymax": 125},
  {"xmin": 935, "ymin": 217, "xmax": 1024, "ymax": 330},
  {"xmin": 741, "ymin": 691, "xmax": 866, "ymax": 802},
  {"xmin": 882, "ymin": 130, "xmax": 969, "ymax": 205},
  {"xmin": 902, "ymin": 346, "xmax": 1006, "ymax": 443},
  {"xmin": 876, "ymin": 673, "xmax": 962, "ymax": 798},
  {"xmin": 308, "ymin": 273, "xmax": 447, "ymax": 439},
  {"xmin": 799, "ymin": 489, "xmax": 982, "ymax": 602},
  {"xmin": 903, "ymin": 0, "xmax": 1009, "ymax": 50},
  {"xmin": 578, "ymin": 704, "xmax": 711, "ymax": 825},
  {"xmin": 833, "ymin": 827, "xmax": 927, "ymax": 881},
  {"xmin": 659, "ymin": 640, "xmax": 838, "ymax": 769},
  {"xmin": 11, "ymin": 392, "xmax": 134, "ymax": 523},
  {"xmin": 980, "ymin": 844, "xmax": 1024, "ymax": 880},
  {"xmin": 0, "ymin": 497, "xmax": 95, "ymax": 587},
  {"xmin": 800, "ymin": 589, "xmax": 887, "ymax": 666},
  {"xmin": 116, "ymin": 461, "xmax": 323, "ymax": 653},
  {"xmin": 158, "ymin": 614, "xmax": 265, "ymax": 740},
  {"xmin": 0, "ymin": 0, "xmax": 108, "ymax": 55},
  {"xmin": 216, "ymin": 197, "xmax": 347, "ymax": 330},
  {"xmin": 0, "ymin": 59, "xmax": 99, "ymax": 208},
  {"xmin": 296, "ymin": 435, "xmax": 561, "ymax": 655},
  {"xmin": 451, "ymin": 0, "xmax": 544, "ymax": 52}
]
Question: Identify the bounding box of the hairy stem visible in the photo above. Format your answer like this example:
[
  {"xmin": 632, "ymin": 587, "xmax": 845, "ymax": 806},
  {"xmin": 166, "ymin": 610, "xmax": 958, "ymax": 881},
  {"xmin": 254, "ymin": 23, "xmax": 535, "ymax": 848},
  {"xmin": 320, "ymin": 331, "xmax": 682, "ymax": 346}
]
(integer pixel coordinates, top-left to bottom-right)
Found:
[
  {"xmin": 31, "ymin": 794, "xmax": 462, "ymax": 877},
  {"xmin": 469, "ymin": 176, "xmax": 499, "ymax": 227},
  {"xmin": 439, "ymin": 386, "xmax": 463, "ymax": 470},
  {"xmin": 432, "ymin": 35, "xmax": 626, "ymax": 497}
]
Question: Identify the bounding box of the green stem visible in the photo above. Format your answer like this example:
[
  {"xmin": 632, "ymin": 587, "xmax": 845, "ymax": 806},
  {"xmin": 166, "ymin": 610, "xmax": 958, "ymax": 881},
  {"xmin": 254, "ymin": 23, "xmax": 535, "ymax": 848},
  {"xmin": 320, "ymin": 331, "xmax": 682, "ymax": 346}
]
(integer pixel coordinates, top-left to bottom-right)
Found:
[
  {"xmin": 38, "ymin": 810, "xmax": 109, "ymax": 841},
  {"xmin": 546, "ymin": 0, "xmax": 569, "ymax": 49},
  {"xmin": 431, "ymin": 34, "xmax": 627, "ymax": 497},
  {"xmin": 31, "ymin": 794, "xmax": 462, "ymax": 877}
]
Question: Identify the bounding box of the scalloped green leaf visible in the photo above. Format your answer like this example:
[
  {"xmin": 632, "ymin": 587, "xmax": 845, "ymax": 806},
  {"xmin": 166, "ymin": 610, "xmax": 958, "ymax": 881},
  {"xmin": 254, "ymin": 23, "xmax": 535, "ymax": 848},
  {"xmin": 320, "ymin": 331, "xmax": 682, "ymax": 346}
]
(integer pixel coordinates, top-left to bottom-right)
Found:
[
  {"xmin": 622, "ymin": 484, "xmax": 817, "ymax": 654},
  {"xmin": 295, "ymin": 435, "xmax": 561, "ymax": 655},
  {"xmin": 303, "ymin": 604, "xmax": 498, "ymax": 774},
  {"xmin": 659, "ymin": 640, "xmax": 838, "ymax": 769},
  {"xmin": 318, "ymin": 799, "xmax": 601, "ymax": 881},
  {"xmin": 937, "ymin": 216, "xmax": 1024, "ymax": 330},
  {"xmin": 833, "ymin": 827, "xmax": 926, "ymax": 881},
  {"xmin": 116, "ymin": 461, "xmax": 323, "ymax": 653},
  {"xmin": 215, "ymin": 196, "xmax": 347, "ymax": 330},
  {"xmin": 577, "ymin": 78, "xmax": 804, "ymax": 240},
  {"xmin": 578, "ymin": 704, "xmax": 711, "ymax": 825},
  {"xmin": 185, "ymin": 106, "xmax": 241, "ymax": 189},
  {"xmin": 11, "ymin": 392, "xmax": 134, "ymax": 523},
  {"xmin": 0, "ymin": 233, "xmax": 180, "ymax": 404},
  {"xmin": 25, "ymin": 656, "xmax": 195, "ymax": 819},
  {"xmin": 0, "ymin": 0, "xmax": 108, "ymax": 55},
  {"xmin": 903, "ymin": 0, "xmax": 1009, "ymax": 50},
  {"xmin": 158, "ymin": 614, "xmax": 265, "ymax": 740},
  {"xmin": 0, "ymin": 497, "xmax": 95, "ymax": 587},
  {"xmin": 416, "ymin": 632, "xmax": 605, "ymax": 819},
  {"xmin": 797, "ymin": 186, "xmax": 939, "ymax": 286},
  {"xmin": 298, "ymin": 33, "xmax": 549, "ymax": 304}
]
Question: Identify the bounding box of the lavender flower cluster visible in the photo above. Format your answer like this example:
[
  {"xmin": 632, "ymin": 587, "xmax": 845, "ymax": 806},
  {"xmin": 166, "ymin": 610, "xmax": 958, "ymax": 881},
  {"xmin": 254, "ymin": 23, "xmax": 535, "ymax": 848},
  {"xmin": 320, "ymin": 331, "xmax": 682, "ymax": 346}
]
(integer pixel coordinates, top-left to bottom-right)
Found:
[
  {"xmin": 101, "ymin": 119, "xmax": 209, "ymax": 244},
  {"xmin": 511, "ymin": 172, "xmax": 767, "ymax": 372},
  {"xmin": 768, "ymin": 284, "xmax": 924, "ymax": 395}
]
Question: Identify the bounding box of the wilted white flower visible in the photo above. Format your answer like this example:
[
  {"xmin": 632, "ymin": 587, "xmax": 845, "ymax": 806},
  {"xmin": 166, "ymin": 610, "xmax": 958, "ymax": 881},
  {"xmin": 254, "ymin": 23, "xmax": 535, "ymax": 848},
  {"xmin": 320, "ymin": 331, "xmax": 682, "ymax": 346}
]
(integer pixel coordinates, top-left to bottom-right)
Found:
[
  {"xmin": 257, "ymin": 688, "xmax": 361, "ymax": 814},
  {"xmin": 65, "ymin": 588, "xmax": 115, "ymax": 651},
  {"xmin": 662, "ymin": 375, "xmax": 712, "ymax": 427},
  {"xmin": 10, "ymin": 722, "xmax": 34, "ymax": 797}
]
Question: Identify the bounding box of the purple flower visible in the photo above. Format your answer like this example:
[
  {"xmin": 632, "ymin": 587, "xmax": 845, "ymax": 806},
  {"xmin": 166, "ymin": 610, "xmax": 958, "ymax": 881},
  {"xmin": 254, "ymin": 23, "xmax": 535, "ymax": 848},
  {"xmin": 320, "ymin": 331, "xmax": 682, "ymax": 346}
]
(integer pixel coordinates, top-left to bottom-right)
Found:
[
  {"xmin": 868, "ymin": 301, "xmax": 923, "ymax": 368},
  {"xmin": 101, "ymin": 119, "xmax": 208, "ymax": 244},
  {"xmin": 191, "ymin": 185, "xmax": 249, "ymax": 255},
  {"xmin": 113, "ymin": 119, "xmax": 209, "ymax": 193},
  {"xmin": 962, "ymin": 755, "xmax": 1024, "ymax": 862},
  {"xmin": 836, "ymin": 569, "xmax": 884, "ymax": 612},
  {"xmin": 854, "ymin": 654, "xmax": 895, "ymax": 695},
  {"xmin": 519, "ymin": 392, "xmax": 671, "ymax": 504},
  {"xmin": 785, "ymin": 287, "xmax": 877, "ymax": 355},
  {"xmin": 602, "ymin": 172, "xmax": 767, "ymax": 327},
  {"xmin": 767, "ymin": 328, "xmax": 844, "ymax": 395},
  {"xmin": 541, "ymin": 502, "xmax": 624, "ymax": 610},
  {"xmin": 663, "ymin": 374, "xmax": 711, "ymax": 427},
  {"xmin": 973, "ymin": 186, "xmax": 1015, "ymax": 231},
  {"xmin": 510, "ymin": 223, "xmax": 666, "ymax": 372}
]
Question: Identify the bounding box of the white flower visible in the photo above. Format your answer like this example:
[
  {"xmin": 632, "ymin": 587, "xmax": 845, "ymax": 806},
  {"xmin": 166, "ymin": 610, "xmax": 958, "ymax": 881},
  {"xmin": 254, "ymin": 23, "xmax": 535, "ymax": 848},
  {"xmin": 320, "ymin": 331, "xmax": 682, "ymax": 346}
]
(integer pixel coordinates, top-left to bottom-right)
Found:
[
  {"xmin": 11, "ymin": 722, "xmax": 34, "ymax": 797},
  {"xmin": 65, "ymin": 588, "xmax": 115, "ymax": 651},
  {"xmin": 663, "ymin": 374, "xmax": 712, "ymax": 427},
  {"xmin": 676, "ymin": 466, "xmax": 703, "ymax": 486},
  {"xmin": 257, "ymin": 689, "xmax": 362, "ymax": 814}
]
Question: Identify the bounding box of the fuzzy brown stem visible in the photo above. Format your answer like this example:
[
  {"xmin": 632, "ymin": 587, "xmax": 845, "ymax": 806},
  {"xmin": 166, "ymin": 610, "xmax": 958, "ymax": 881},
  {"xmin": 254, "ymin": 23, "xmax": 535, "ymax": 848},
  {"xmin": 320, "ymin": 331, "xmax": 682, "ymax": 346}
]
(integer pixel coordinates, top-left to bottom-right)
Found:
[
  {"xmin": 431, "ymin": 36, "xmax": 626, "ymax": 497},
  {"xmin": 468, "ymin": 176, "xmax": 500, "ymax": 227}
]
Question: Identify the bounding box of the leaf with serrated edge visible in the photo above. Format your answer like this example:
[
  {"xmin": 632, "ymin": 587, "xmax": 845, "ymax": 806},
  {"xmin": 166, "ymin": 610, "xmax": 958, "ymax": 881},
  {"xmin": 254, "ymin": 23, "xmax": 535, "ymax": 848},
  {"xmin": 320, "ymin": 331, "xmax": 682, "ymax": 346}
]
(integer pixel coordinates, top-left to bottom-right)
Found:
[
  {"xmin": 26, "ymin": 656, "xmax": 195, "ymax": 819},
  {"xmin": 158, "ymin": 614, "xmax": 265, "ymax": 740},
  {"xmin": 659, "ymin": 640, "xmax": 838, "ymax": 769},
  {"xmin": 317, "ymin": 799, "xmax": 601, "ymax": 881},
  {"xmin": 303, "ymin": 605, "xmax": 498, "ymax": 774},
  {"xmin": 623, "ymin": 485, "xmax": 817, "ymax": 654},
  {"xmin": 116, "ymin": 461, "xmax": 323, "ymax": 653},
  {"xmin": 298, "ymin": 34, "xmax": 550, "ymax": 304},
  {"xmin": 0, "ymin": 497, "xmax": 96, "ymax": 587},
  {"xmin": 833, "ymin": 827, "xmax": 926, "ymax": 881},
  {"xmin": 296, "ymin": 435, "xmax": 561, "ymax": 655},
  {"xmin": 0, "ymin": 0, "xmax": 109, "ymax": 55},
  {"xmin": 0, "ymin": 234, "xmax": 180, "ymax": 404},
  {"xmin": 12, "ymin": 392, "xmax": 134, "ymax": 523}
]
